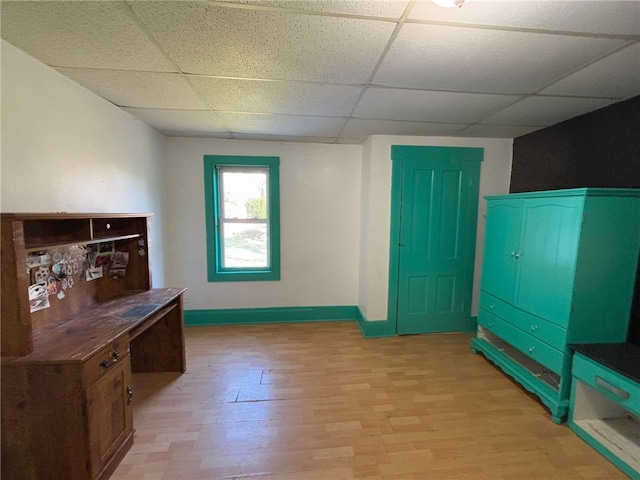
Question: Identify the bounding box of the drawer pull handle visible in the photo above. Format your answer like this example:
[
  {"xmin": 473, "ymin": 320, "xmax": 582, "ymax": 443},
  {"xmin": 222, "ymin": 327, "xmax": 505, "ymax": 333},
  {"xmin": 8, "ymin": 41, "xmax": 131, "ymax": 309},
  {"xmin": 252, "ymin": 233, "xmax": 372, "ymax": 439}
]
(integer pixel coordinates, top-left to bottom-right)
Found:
[
  {"xmin": 489, "ymin": 304, "xmax": 495, "ymax": 310},
  {"xmin": 595, "ymin": 376, "xmax": 630, "ymax": 400},
  {"xmin": 529, "ymin": 346, "xmax": 536, "ymax": 353},
  {"xmin": 127, "ymin": 385, "xmax": 134, "ymax": 405},
  {"xmin": 99, "ymin": 350, "xmax": 120, "ymax": 369},
  {"xmin": 530, "ymin": 325, "xmax": 538, "ymax": 332}
]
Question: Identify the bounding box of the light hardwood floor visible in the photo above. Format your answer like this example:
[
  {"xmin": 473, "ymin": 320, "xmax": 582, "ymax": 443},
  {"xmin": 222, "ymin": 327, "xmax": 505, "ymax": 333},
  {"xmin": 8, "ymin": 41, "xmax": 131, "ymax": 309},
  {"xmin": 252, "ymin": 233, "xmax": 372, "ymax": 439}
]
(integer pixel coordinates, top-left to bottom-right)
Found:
[{"xmin": 111, "ymin": 322, "xmax": 626, "ymax": 480}]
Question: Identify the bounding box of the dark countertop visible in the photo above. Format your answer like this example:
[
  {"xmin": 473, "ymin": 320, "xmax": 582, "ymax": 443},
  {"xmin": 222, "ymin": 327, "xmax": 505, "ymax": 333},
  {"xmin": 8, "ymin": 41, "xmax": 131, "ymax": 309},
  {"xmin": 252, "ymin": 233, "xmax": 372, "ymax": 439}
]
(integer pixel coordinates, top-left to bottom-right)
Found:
[{"xmin": 571, "ymin": 342, "xmax": 640, "ymax": 384}]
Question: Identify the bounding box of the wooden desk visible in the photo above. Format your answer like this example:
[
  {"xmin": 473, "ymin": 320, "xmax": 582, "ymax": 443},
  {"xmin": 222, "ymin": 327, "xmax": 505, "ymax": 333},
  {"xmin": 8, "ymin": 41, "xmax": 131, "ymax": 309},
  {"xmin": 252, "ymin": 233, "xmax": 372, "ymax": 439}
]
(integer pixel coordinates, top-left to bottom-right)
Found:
[{"xmin": 1, "ymin": 288, "xmax": 186, "ymax": 480}]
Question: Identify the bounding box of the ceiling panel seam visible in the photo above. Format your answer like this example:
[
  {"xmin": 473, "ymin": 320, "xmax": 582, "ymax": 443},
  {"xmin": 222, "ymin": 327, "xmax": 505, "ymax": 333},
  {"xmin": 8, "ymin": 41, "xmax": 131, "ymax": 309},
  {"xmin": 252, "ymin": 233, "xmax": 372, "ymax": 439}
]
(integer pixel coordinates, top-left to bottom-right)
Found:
[
  {"xmin": 122, "ymin": 0, "xmax": 234, "ymax": 136},
  {"xmin": 335, "ymin": 0, "xmax": 417, "ymax": 142}
]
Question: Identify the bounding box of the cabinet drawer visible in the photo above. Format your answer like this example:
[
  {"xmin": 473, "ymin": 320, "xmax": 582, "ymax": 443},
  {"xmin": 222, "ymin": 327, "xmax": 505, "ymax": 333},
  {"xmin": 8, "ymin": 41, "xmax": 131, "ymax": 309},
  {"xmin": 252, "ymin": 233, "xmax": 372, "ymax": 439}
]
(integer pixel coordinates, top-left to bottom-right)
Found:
[
  {"xmin": 512, "ymin": 308, "xmax": 567, "ymax": 351},
  {"xmin": 479, "ymin": 309, "xmax": 564, "ymax": 375},
  {"xmin": 480, "ymin": 291, "xmax": 513, "ymax": 321},
  {"xmin": 83, "ymin": 337, "xmax": 130, "ymax": 387},
  {"xmin": 572, "ymin": 353, "xmax": 640, "ymax": 416}
]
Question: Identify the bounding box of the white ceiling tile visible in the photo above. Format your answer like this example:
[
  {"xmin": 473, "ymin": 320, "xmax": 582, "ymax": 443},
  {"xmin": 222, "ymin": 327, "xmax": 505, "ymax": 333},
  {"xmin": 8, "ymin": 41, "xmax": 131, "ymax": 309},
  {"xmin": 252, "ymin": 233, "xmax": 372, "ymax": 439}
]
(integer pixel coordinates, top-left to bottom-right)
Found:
[
  {"xmin": 122, "ymin": 108, "xmax": 229, "ymax": 133},
  {"xmin": 57, "ymin": 69, "xmax": 208, "ymax": 109},
  {"xmin": 232, "ymin": 133, "xmax": 338, "ymax": 143},
  {"xmin": 457, "ymin": 124, "xmax": 544, "ymax": 138},
  {"xmin": 540, "ymin": 44, "xmax": 640, "ymax": 99},
  {"xmin": 374, "ymin": 23, "xmax": 626, "ymax": 93},
  {"xmin": 481, "ymin": 96, "xmax": 615, "ymax": 126},
  {"xmin": 218, "ymin": 0, "xmax": 411, "ymax": 17},
  {"xmin": 216, "ymin": 113, "xmax": 346, "ymax": 136},
  {"xmin": 354, "ymin": 87, "xmax": 522, "ymax": 123},
  {"xmin": 0, "ymin": 2, "xmax": 176, "ymax": 71},
  {"xmin": 188, "ymin": 76, "xmax": 363, "ymax": 116},
  {"xmin": 163, "ymin": 131, "xmax": 234, "ymax": 139},
  {"xmin": 342, "ymin": 118, "xmax": 466, "ymax": 138},
  {"xmin": 410, "ymin": 0, "xmax": 640, "ymax": 36},
  {"xmin": 336, "ymin": 137, "xmax": 365, "ymax": 144},
  {"xmin": 2, "ymin": 0, "xmax": 634, "ymax": 142},
  {"xmin": 129, "ymin": 2, "xmax": 395, "ymax": 82}
]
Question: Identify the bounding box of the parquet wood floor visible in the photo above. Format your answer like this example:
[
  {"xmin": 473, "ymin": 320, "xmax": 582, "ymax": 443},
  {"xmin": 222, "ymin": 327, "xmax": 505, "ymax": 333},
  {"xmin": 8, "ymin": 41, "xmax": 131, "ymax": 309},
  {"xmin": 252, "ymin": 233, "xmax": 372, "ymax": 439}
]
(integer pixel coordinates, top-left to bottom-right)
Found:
[{"xmin": 110, "ymin": 321, "xmax": 626, "ymax": 480}]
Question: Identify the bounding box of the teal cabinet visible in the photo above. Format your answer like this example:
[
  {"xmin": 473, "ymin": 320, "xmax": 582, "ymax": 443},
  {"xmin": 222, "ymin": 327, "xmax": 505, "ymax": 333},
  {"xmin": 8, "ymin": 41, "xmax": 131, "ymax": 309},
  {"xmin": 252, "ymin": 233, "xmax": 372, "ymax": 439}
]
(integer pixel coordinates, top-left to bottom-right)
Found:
[{"xmin": 472, "ymin": 188, "xmax": 640, "ymax": 423}]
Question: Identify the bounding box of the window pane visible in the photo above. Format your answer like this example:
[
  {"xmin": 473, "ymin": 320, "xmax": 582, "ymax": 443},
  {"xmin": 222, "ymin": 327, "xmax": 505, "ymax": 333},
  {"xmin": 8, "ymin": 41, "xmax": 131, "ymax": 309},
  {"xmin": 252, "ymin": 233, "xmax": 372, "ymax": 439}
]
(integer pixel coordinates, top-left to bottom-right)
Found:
[
  {"xmin": 221, "ymin": 223, "xmax": 268, "ymax": 268},
  {"xmin": 221, "ymin": 169, "xmax": 268, "ymax": 220}
]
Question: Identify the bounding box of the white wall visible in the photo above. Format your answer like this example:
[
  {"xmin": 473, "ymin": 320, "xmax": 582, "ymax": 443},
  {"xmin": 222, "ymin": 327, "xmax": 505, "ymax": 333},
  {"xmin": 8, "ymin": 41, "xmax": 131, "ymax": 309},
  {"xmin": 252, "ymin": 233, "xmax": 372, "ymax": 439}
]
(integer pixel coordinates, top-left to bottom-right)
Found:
[
  {"xmin": 359, "ymin": 135, "xmax": 513, "ymax": 322},
  {"xmin": 165, "ymin": 138, "xmax": 362, "ymax": 311},
  {"xmin": 0, "ymin": 39, "xmax": 514, "ymax": 315},
  {"xmin": 1, "ymin": 40, "xmax": 169, "ymax": 286}
]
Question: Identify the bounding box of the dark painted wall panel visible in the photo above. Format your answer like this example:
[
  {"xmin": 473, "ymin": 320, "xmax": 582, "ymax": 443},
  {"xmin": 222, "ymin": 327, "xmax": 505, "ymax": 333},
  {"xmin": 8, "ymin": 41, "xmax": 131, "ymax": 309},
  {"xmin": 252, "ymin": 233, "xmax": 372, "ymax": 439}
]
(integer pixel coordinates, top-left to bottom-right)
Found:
[{"xmin": 510, "ymin": 96, "xmax": 640, "ymax": 346}]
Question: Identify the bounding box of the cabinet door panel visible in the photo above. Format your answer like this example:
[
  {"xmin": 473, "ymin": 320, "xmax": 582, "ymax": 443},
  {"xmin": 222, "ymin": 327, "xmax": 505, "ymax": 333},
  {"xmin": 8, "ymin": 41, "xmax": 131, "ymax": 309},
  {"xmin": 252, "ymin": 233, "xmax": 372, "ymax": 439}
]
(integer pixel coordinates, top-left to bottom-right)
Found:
[
  {"xmin": 481, "ymin": 200, "xmax": 522, "ymax": 302},
  {"xmin": 515, "ymin": 198, "xmax": 582, "ymax": 326},
  {"xmin": 86, "ymin": 355, "xmax": 133, "ymax": 478}
]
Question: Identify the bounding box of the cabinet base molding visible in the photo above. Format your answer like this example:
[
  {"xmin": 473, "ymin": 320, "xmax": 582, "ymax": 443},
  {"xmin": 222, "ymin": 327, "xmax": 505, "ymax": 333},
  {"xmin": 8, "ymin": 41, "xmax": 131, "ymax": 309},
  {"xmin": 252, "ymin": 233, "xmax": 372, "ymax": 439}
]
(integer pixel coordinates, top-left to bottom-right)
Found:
[
  {"xmin": 96, "ymin": 432, "xmax": 134, "ymax": 480},
  {"xmin": 471, "ymin": 337, "xmax": 567, "ymax": 424}
]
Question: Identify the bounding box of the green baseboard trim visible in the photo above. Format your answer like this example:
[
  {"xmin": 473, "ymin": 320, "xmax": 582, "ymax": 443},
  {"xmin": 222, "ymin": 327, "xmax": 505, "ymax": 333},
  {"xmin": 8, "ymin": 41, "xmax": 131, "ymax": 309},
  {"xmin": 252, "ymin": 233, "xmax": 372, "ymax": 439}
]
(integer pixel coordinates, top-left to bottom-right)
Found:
[
  {"xmin": 184, "ymin": 305, "xmax": 358, "ymax": 326},
  {"xmin": 355, "ymin": 308, "xmax": 396, "ymax": 338}
]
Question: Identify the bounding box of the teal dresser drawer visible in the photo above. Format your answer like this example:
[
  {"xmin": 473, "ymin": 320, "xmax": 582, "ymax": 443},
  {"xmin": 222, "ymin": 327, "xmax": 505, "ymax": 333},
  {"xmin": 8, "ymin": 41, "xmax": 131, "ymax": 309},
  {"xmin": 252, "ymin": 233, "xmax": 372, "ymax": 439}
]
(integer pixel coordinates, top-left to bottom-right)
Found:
[
  {"xmin": 572, "ymin": 353, "xmax": 640, "ymax": 416},
  {"xmin": 480, "ymin": 291, "xmax": 513, "ymax": 321},
  {"xmin": 478, "ymin": 309, "xmax": 563, "ymax": 375},
  {"xmin": 511, "ymin": 308, "xmax": 567, "ymax": 351}
]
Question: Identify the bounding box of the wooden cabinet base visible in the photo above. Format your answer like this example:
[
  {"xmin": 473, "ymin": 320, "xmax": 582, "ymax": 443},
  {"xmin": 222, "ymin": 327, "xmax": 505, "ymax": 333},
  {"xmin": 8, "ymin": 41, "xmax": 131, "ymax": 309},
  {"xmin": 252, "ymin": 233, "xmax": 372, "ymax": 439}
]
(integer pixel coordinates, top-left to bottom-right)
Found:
[
  {"xmin": 1, "ymin": 289, "xmax": 186, "ymax": 480},
  {"xmin": 96, "ymin": 433, "xmax": 134, "ymax": 480}
]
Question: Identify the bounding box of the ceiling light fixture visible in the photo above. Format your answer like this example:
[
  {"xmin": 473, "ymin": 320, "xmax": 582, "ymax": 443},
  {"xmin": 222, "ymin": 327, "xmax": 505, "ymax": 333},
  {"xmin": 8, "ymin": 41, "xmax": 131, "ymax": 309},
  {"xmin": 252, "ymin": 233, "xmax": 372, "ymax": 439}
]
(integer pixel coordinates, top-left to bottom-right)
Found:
[{"xmin": 433, "ymin": 0, "xmax": 465, "ymax": 7}]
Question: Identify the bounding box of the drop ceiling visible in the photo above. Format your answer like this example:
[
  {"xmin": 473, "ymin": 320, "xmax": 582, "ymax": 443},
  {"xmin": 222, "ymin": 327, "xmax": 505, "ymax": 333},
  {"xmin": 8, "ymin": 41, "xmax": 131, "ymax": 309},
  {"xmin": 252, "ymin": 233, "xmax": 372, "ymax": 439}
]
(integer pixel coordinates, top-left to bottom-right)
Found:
[{"xmin": 2, "ymin": 0, "xmax": 639, "ymax": 144}]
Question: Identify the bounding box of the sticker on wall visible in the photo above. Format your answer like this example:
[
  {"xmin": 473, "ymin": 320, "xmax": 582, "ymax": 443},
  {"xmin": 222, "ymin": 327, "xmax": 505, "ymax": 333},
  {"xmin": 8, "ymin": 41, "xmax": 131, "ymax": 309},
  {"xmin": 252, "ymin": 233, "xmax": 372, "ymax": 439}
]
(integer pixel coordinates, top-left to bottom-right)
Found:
[
  {"xmin": 51, "ymin": 261, "xmax": 67, "ymax": 280},
  {"xmin": 57, "ymin": 291, "xmax": 65, "ymax": 300},
  {"xmin": 34, "ymin": 265, "xmax": 50, "ymax": 283},
  {"xmin": 26, "ymin": 256, "xmax": 40, "ymax": 269},
  {"xmin": 97, "ymin": 241, "xmax": 115, "ymax": 256},
  {"xmin": 28, "ymin": 282, "xmax": 50, "ymax": 313},
  {"xmin": 109, "ymin": 251, "xmax": 129, "ymax": 277},
  {"xmin": 46, "ymin": 276, "xmax": 58, "ymax": 295},
  {"xmin": 86, "ymin": 266, "xmax": 103, "ymax": 281}
]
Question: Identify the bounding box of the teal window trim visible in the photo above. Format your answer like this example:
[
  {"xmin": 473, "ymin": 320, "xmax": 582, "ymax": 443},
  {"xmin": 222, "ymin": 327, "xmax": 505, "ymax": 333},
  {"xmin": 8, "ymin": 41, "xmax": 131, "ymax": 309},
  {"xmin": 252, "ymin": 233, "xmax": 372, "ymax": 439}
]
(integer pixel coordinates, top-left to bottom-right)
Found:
[{"xmin": 204, "ymin": 155, "xmax": 281, "ymax": 282}]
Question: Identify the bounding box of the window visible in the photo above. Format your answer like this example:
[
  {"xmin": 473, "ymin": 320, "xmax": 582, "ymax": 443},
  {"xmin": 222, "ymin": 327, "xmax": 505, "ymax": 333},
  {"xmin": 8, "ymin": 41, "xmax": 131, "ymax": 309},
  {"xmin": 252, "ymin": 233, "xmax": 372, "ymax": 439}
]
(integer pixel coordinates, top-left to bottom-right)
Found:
[{"xmin": 204, "ymin": 155, "xmax": 280, "ymax": 282}]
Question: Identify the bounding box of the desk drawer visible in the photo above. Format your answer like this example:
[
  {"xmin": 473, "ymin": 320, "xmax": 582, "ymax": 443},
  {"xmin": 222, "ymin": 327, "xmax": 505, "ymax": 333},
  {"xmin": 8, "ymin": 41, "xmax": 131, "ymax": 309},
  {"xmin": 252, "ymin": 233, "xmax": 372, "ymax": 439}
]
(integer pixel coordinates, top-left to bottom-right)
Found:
[
  {"xmin": 83, "ymin": 337, "xmax": 130, "ymax": 387},
  {"xmin": 479, "ymin": 309, "xmax": 563, "ymax": 375},
  {"xmin": 572, "ymin": 353, "xmax": 640, "ymax": 416}
]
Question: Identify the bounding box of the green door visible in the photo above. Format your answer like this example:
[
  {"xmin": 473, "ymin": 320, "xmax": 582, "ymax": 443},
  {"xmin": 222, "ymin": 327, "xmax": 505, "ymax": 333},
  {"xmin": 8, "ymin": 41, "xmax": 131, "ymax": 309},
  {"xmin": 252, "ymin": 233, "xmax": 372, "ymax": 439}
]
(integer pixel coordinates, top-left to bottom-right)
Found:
[{"xmin": 390, "ymin": 146, "xmax": 483, "ymax": 334}]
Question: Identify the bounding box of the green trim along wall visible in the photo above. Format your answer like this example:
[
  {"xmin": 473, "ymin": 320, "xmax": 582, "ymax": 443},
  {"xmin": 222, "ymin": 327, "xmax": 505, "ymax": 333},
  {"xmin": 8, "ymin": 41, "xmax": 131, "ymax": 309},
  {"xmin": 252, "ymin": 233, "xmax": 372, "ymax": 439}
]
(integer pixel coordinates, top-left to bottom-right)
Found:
[{"xmin": 184, "ymin": 306, "xmax": 397, "ymax": 338}]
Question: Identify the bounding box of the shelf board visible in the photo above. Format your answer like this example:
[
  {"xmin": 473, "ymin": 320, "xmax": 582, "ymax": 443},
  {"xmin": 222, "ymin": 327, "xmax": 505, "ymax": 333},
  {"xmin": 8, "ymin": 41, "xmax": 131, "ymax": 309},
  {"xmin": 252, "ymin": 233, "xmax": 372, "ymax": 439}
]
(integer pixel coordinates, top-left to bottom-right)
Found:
[
  {"xmin": 574, "ymin": 417, "xmax": 640, "ymax": 472},
  {"xmin": 26, "ymin": 234, "xmax": 142, "ymax": 252}
]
